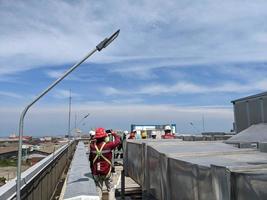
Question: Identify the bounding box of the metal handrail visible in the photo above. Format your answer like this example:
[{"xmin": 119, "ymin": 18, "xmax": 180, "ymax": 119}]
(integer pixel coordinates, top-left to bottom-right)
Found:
[{"xmin": 0, "ymin": 141, "xmax": 74, "ymax": 200}]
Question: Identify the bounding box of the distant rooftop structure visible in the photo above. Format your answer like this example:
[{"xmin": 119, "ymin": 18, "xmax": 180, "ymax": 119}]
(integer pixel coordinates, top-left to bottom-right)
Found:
[
  {"xmin": 9, "ymin": 135, "xmax": 32, "ymax": 141},
  {"xmin": 0, "ymin": 146, "xmax": 17, "ymax": 155},
  {"xmin": 201, "ymin": 132, "xmax": 235, "ymax": 136},
  {"xmin": 131, "ymin": 124, "xmax": 176, "ymax": 134},
  {"xmin": 0, "ymin": 138, "xmax": 29, "ymax": 143},
  {"xmin": 232, "ymin": 91, "xmax": 267, "ymax": 133}
]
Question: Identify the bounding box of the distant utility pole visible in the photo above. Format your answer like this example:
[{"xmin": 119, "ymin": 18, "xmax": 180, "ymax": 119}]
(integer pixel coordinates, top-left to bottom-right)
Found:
[
  {"xmin": 202, "ymin": 114, "xmax": 205, "ymax": 132},
  {"xmin": 75, "ymin": 113, "xmax": 77, "ymax": 130},
  {"xmin": 68, "ymin": 89, "xmax": 72, "ymax": 139}
]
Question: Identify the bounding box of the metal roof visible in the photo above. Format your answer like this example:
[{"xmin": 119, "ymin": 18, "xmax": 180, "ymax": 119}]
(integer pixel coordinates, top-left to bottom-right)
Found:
[
  {"xmin": 231, "ymin": 91, "xmax": 267, "ymax": 103},
  {"xmin": 225, "ymin": 123, "xmax": 267, "ymax": 143},
  {"xmin": 126, "ymin": 139, "xmax": 267, "ymax": 200}
]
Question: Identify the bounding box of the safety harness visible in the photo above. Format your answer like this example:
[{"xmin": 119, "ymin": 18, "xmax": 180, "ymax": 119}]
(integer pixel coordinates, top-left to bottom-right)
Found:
[{"xmin": 92, "ymin": 142, "xmax": 112, "ymax": 178}]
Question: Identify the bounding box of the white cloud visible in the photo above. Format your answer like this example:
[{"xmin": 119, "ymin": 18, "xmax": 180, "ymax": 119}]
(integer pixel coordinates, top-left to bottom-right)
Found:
[
  {"xmin": 45, "ymin": 69, "xmax": 85, "ymax": 82},
  {"xmin": 1, "ymin": 0, "xmax": 267, "ymax": 77},
  {"xmin": 102, "ymin": 79, "xmax": 267, "ymax": 96},
  {"xmin": 52, "ymin": 89, "xmax": 81, "ymax": 99},
  {"xmin": 46, "ymin": 70, "xmax": 65, "ymax": 79},
  {"xmin": 111, "ymin": 98, "xmax": 144, "ymax": 104},
  {"xmin": 0, "ymin": 91, "xmax": 23, "ymax": 99},
  {"xmin": 102, "ymin": 87, "xmax": 123, "ymax": 96}
]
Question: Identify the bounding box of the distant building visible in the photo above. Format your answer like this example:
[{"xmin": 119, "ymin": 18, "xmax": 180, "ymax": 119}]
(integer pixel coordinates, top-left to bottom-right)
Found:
[
  {"xmin": 40, "ymin": 136, "xmax": 52, "ymax": 142},
  {"xmin": 0, "ymin": 138, "xmax": 19, "ymax": 145},
  {"xmin": 0, "ymin": 135, "xmax": 32, "ymax": 146},
  {"xmin": 58, "ymin": 138, "xmax": 69, "ymax": 143},
  {"xmin": 9, "ymin": 133, "xmax": 16, "ymax": 138},
  {"xmin": 8, "ymin": 134, "xmax": 32, "ymax": 141},
  {"xmin": 202, "ymin": 132, "xmax": 235, "ymax": 136},
  {"xmin": 232, "ymin": 91, "xmax": 267, "ymax": 133}
]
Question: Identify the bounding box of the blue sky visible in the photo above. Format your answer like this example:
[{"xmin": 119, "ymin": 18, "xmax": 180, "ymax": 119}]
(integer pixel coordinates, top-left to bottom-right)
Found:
[{"xmin": 1, "ymin": 0, "xmax": 267, "ymax": 136}]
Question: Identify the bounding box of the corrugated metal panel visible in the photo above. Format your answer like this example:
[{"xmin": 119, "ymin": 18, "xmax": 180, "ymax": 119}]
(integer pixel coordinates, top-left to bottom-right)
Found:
[
  {"xmin": 125, "ymin": 141, "xmax": 144, "ymax": 185},
  {"xmin": 263, "ymin": 98, "xmax": 267, "ymax": 123},
  {"xmin": 235, "ymin": 102, "xmax": 249, "ymax": 133},
  {"xmin": 248, "ymin": 99, "xmax": 262, "ymax": 125},
  {"xmin": 233, "ymin": 94, "xmax": 267, "ymax": 133},
  {"xmin": 211, "ymin": 165, "xmax": 231, "ymax": 200},
  {"xmin": 168, "ymin": 158, "xmax": 199, "ymax": 200},
  {"xmin": 147, "ymin": 146, "xmax": 166, "ymax": 199},
  {"xmin": 231, "ymin": 169, "xmax": 267, "ymax": 200}
]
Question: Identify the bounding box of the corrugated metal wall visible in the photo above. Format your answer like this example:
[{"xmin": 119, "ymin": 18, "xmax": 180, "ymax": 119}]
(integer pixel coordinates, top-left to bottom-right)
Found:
[
  {"xmin": 235, "ymin": 102, "xmax": 249, "ymax": 133},
  {"xmin": 234, "ymin": 96, "xmax": 267, "ymax": 133},
  {"xmin": 263, "ymin": 98, "xmax": 267, "ymax": 122},
  {"xmin": 249, "ymin": 99, "xmax": 262, "ymax": 124}
]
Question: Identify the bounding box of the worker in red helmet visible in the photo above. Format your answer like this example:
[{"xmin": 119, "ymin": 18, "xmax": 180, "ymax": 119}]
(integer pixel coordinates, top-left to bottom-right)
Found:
[
  {"xmin": 128, "ymin": 130, "xmax": 136, "ymax": 139},
  {"xmin": 161, "ymin": 125, "xmax": 175, "ymax": 139},
  {"xmin": 89, "ymin": 127, "xmax": 121, "ymax": 200}
]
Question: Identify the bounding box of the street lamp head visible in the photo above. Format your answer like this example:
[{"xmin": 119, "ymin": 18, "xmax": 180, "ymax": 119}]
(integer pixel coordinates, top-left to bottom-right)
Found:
[
  {"xmin": 96, "ymin": 29, "xmax": 120, "ymax": 51},
  {"xmin": 84, "ymin": 113, "xmax": 90, "ymax": 119}
]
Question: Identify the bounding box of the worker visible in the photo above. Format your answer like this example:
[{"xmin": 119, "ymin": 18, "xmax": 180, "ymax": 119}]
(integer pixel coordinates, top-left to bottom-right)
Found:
[
  {"xmin": 135, "ymin": 129, "xmax": 141, "ymax": 139},
  {"xmin": 105, "ymin": 129, "xmax": 117, "ymax": 172},
  {"xmin": 128, "ymin": 132, "xmax": 135, "ymax": 139},
  {"xmin": 105, "ymin": 129, "xmax": 113, "ymax": 142},
  {"xmin": 128, "ymin": 130, "xmax": 136, "ymax": 139},
  {"xmin": 151, "ymin": 131, "xmax": 157, "ymax": 139},
  {"xmin": 116, "ymin": 130, "xmax": 128, "ymax": 159},
  {"xmin": 141, "ymin": 130, "xmax": 147, "ymax": 139},
  {"xmin": 123, "ymin": 130, "xmax": 128, "ymax": 140},
  {"xmin": 89, "ymin": 127, "xmax": 121, "ymax": 200},
  {"xmin": 89, "ymin": 130, "xmax": 96, "ymax": 141},
  {"xmin": 118, "ymin": 130, "xmax": 128, "ymax": 158},
  {"xmin": 161, "ymin": 125, "xmax": 175, "ymax": 139}
]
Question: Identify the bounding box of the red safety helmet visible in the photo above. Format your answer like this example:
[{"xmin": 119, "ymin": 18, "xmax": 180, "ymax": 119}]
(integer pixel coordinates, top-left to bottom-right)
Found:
[{"xmin": 95, "ymin": 127, "xmax": 108, "ymax": 139}]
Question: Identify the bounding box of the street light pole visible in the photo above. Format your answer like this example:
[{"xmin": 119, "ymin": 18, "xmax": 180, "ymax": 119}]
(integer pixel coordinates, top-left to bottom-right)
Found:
[
  {"xmin": 75, "ymin": 113, "xmax": 77, "ymax": 131},
  {"xmin": 16, "ymin": 29, "xmax": 120, "ymax": 199},
  {"xmin": 72, "ymin": 113, "xmax": 90, "ymax": 135},
  {"xmin": 77, "ymin": 113, "xmax": 90, "ymax": 127},
  {"xmin": 190, "ymin": 122, "xmax": 200, "ymax": 134},
  {"xmin": 68, "ymin": 89, "xmax": 72, "ymax": 139}
]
